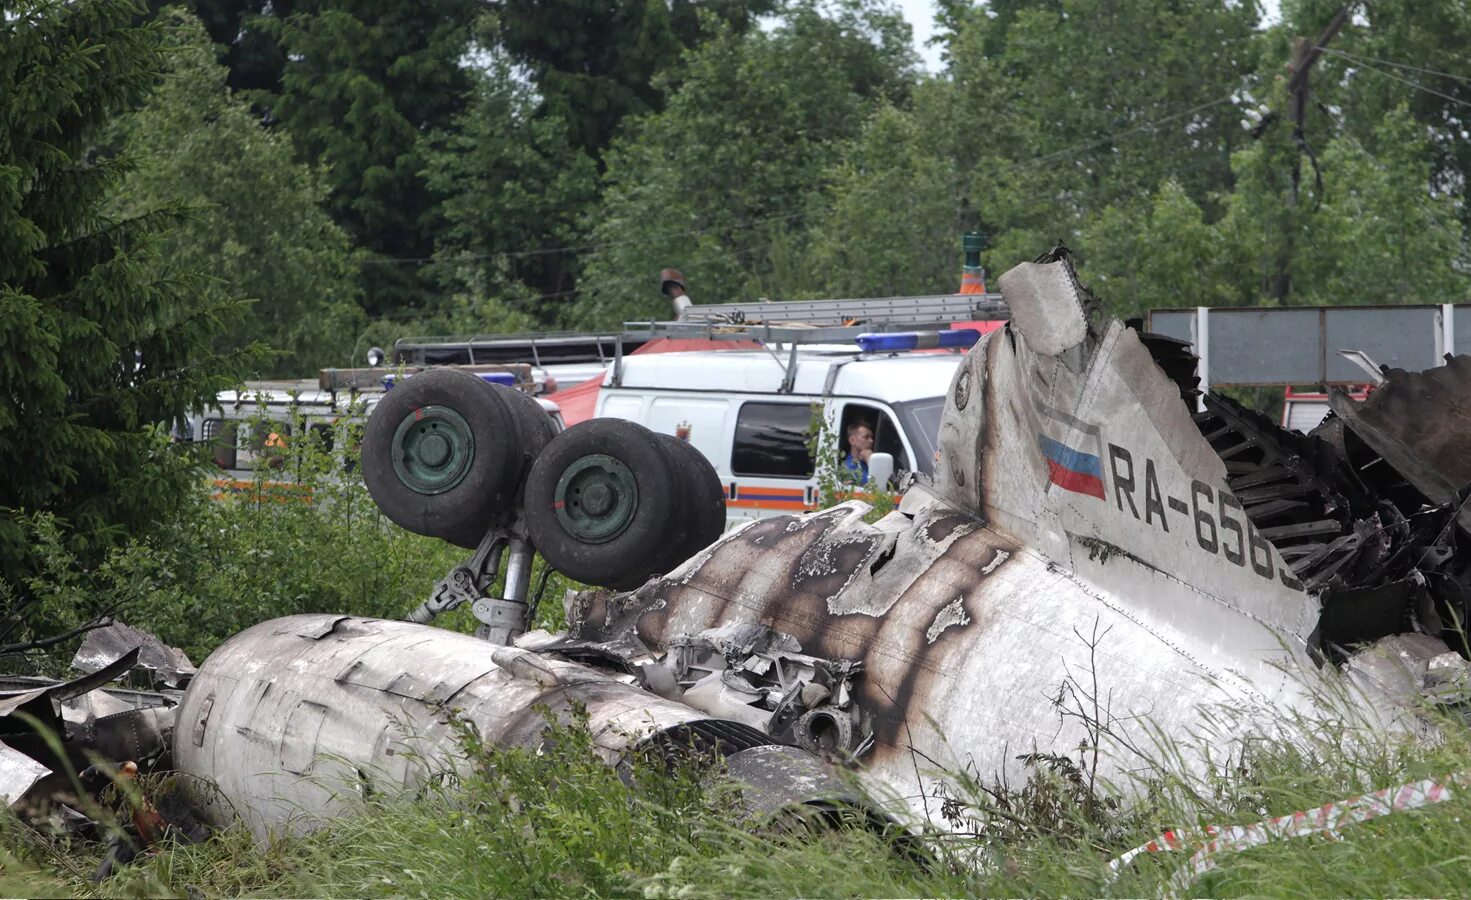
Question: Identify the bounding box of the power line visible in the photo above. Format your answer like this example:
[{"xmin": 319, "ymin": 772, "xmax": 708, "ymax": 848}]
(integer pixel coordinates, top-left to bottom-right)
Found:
[
  {"xmin": 1018, "ymin": 96, "xmax": 1238, "ymax": 170},
  {"xmin": 359, "ymin": 91, "xmax": 1246, "ymax": 270},
  {"xmin": 1325, "ymin": 50, "xmax": 1471, "ymax": 113},
  {"xmin": 1321, "ymin": 46, "xmax": 1471, "ymax": 88}
]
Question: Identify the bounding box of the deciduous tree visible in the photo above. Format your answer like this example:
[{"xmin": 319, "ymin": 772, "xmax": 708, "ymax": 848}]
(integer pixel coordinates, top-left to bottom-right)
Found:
[{"xmin": 114, "ymin": 10, "xmax": 363, "ymax": 375}]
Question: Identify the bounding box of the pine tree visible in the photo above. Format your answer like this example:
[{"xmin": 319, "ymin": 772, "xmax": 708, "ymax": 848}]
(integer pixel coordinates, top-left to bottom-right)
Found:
[{"xmin": 0, "ymin": 0, "xmax": 248, "ymax": 586}]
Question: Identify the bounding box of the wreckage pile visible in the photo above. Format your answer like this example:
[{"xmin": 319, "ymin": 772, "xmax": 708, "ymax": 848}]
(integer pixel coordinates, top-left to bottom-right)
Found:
[
  {"xmin": 5, "ymin": 255, "xmax": 1471, "ymax": 882},
  {"xmin": 1140, "ymin": 332, "xmax": 1471, "ymax": 663},
  {"xmin": 0, "ymin": 623, "xmax": 208, "ymax": 880}
]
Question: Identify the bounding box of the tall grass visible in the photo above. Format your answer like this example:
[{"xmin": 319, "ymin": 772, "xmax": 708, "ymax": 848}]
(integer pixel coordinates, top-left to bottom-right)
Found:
[
  {"xmin": 8, "ymin": 403, "xmax": 1471, "ymax": 895},
  {"xmin": 58, "ymin": 691, "xmax": 1471, "ymax": 898}
]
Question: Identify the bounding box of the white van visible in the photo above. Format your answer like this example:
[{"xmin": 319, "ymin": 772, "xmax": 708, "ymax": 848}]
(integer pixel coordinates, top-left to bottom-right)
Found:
[
  {"xmin": 187, "ymin": 375, "xmax": 562, "ymax": 493},
  {"xmin": 594, "ymin": 347, "xmax": 962, "ymax": 523}
]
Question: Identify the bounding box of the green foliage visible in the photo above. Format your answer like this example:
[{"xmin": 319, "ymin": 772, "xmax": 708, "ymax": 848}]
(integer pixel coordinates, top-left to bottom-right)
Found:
[
  {"xmin": 56, "ymin": 658, "xmax": 1471, "ymax": 898},
  {"xmin": 113, "ymin": 9, "xmax": 364, "ymax": 375},
  {"xmin": 0, "ymin": 0, "xmax": 248, "ymax": 591},
  {"xmin": 6, "ymin": 397, "xmax": 572, "ymax": 665},
  {"xmin": 801, "ymin": 91, "xmax": 971, "ymax": 299},
  {"xmin": 1284, "ymin": 0, "xmax": 1471, "ymax": 234},
  {"xmin": 1231, "ymin": 105, "xmax": 1465, "ymax": 307},
  {"xmin": 115, "ymin": 403, "xmax": 464, "ymax": 662},
  {"xmin": 1079, "ymin": 179, "xmax": 1238, "ymax": 316},
  {"xmin": 945, "ymin": 0, "xmax": 1264, "ymax": 272},
  {"xmin": 264, "ymin": 0, "xmax": 479, "ymax": 317},
  {"xmin": 1080, "ymin": 106, "xmax": 1466, "ymax": 316},
  {"xmin": 422, "ymin": 45, "xmax": 599, "ymax": 328},
  {"xmin": 490, "ymin": 0, "xmax": 777, "ymax": 158},
  {"xmin": 572, "ymin": 0, "xmax": 916, "ymax": 327}
]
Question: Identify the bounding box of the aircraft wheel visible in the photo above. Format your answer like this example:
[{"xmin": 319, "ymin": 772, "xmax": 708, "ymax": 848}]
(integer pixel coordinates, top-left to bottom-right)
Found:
[
  {"xmin": 362, "ymin": 369, "xmax": 522, "ymax": 547},
  {"xmin": 497, "ymin": 382, "xmax": 558, "ymax": 459},
  {"xmin": 651, "ymin": 433, "xmax": 727, "ymax": 571},
  {"xmin": 525, "ymin": 420, "xmax": 678, "ymax": 589}
]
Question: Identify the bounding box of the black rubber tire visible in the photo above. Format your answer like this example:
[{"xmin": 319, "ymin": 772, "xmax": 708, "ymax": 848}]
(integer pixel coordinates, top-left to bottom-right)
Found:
[
  {"xmin": 651, "ymin": 433, "xmax": 727, "ymax": 572},
  {"xmin": 494, "ymin": 383, "xmax": 558, "ymax": 460},
  {"xmin": 525, "ymin": 419, "xmax": 678, "ymax": 589},
  {"xmin": 435, "ymin": 383, "xmax": 560, "ymax": 549},
  {"xmin": 362, "ymin": 368, "xmax": 521, "ymax": 547}
]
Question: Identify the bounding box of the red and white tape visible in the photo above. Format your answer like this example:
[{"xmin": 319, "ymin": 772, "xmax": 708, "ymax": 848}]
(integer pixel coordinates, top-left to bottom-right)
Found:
[{"xmin": 1106, "ymin": 769, "xmax": 1471, "ymax": 892}]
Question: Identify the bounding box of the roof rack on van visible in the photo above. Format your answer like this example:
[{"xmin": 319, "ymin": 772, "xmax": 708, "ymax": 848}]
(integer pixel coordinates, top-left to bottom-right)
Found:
[
  {"xmin": 687, "ymin": 291, "xmax": 1006, "ymax": 328},
  {"xmin": 392, "ymin": 330, "xmax": 659, "ymax": 367},
  {"xmin": 626, "ymin": 291, "xmax": 1010, "ymax": 345},
  {"xmin": 395, "ymin": 293, "xmax": 1009, "ymax": 366},
  {"xmin": 615, "ymin": 292, "xmax": 1010, "ymax": 392}
]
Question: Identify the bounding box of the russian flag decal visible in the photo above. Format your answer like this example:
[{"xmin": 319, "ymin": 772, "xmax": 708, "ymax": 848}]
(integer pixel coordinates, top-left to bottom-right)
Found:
[{"xmin": 1037, "ymin": 405, "xmax": 1106, "ymax": 500}]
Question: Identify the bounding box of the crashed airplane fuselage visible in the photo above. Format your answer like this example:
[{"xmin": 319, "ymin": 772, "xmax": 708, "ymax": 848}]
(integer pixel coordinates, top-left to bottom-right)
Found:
[
  {"xmin": 564, "ymin": 256, "xmax": 1323, "ymax": 817},
  {"xmin": 175, "ymin": 252, "xmax": 1468, "ymax": 836}
]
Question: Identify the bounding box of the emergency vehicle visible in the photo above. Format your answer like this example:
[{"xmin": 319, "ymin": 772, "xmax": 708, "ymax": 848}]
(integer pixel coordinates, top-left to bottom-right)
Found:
[{"xmin": 595, "ymin": 333, "xmax": 973, "ymax": 523}]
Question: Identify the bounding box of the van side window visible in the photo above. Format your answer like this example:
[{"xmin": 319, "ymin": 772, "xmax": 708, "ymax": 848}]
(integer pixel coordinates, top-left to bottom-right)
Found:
[
  {"xmin": 840, "ymin": 404, "xmax": 910, "ymax": 476},
  {"xmin": 732, "ymin": 403, "xmax": 814, "ymax": 478}
]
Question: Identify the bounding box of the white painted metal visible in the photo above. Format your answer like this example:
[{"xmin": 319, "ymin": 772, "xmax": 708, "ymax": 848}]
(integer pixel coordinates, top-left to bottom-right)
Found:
[
  {"xmin": 174, "ymin": 615, "xmax": 727, "ymax": 839},
  {"xmin": 592, "ymin": 258, "xmax": 1331, "ymax": 827}
]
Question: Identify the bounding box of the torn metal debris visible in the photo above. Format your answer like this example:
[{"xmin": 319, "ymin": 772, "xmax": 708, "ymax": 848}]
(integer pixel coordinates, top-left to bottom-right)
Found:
[
  {"xmin": 12, "ymin": 249, "xmax": 1471, "ymax": 853},
  {"xmin": 71, "ymin": 620, "xmax": 197, "ymax": 689}
]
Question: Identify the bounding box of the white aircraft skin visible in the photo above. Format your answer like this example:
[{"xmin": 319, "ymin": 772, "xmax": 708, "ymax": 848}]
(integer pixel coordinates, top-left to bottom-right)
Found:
[
  {"xmin": 178, "ymin": 256, "xmax": 1340, "ymax": 836},
  {"xmin": 570, "ymin": 257, "xmax": 1326, "ymax": 822}
]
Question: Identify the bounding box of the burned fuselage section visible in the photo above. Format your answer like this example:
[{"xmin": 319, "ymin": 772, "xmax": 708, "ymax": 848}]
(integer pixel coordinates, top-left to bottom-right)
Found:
[
  {"xmin": 563, "ymin": 251, "xmax": 1471, "ymax": 822},
  {"xmin": 159, "ymin": 250, "xmax": 1471, "ymax": 839}
]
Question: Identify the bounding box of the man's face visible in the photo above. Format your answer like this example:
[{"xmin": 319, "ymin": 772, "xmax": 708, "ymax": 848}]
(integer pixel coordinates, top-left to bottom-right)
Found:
[{"xmin": 849, "ymin": 425, "xmax": 874, "ymax": 454}]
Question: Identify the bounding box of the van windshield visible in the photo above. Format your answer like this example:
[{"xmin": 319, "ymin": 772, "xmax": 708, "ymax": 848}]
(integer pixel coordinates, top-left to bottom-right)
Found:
[{"xmin": 894, "ymin": 398, "xmax": 946, "ymax": 476}]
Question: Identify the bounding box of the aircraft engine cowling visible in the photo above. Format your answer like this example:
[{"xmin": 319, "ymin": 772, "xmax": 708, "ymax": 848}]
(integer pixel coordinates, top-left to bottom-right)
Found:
[{"xmin": 174, "ymin": 614, "xmax": 857, "ymax": 840}]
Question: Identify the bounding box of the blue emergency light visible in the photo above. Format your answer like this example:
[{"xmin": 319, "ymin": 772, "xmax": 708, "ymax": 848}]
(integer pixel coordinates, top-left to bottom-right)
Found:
[
  {"xmin": 855, "ymin": 329, "xmax": 981, "ymax": 354},
  {"xmin": 383, "ymin": 371, "xmax": 517, "ymax": 390}
]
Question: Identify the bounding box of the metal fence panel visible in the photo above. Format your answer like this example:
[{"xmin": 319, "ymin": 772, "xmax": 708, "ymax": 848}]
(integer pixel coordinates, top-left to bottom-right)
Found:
[
  {"xmin": 1148, "ymin": 311, "xmax": 1193, "ymax": 345},
  {"xmin": 1209, "ymin": 308, "xmax": 1324, "ymax": 384},
  {"xmin": 1148, "ymin": 305, "xmax": 1471, "ymax": 386},
  {"xmin": 1323, "ymin": 307, "xmax": 1440, "ymax": 380}
]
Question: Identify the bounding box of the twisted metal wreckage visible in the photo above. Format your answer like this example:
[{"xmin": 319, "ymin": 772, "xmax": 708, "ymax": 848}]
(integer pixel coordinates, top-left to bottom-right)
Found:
[{"xmin": 6, "ymin": 250, "xmax": 1471, "ymax": 858}]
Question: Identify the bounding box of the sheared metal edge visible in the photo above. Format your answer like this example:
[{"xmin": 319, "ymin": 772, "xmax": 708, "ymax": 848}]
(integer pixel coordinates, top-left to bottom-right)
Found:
[
  {"xmin": 0, "ymin": 648, "xmax": 142, "ymax": 718},
  {"xmin": 71, "ymin": 621, "xmax": 197, "ymax": 687},
  {"xmin": 1329, "ymin": 354, "xmax": 1471, "ymax": 533},
  {"xmin": 0, "ymin": 739, "xmax": 50, "ymax": 806}
]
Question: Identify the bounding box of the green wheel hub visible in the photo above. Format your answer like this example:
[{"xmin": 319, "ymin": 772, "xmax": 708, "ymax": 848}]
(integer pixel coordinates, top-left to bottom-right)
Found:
[
  {"xmin": 390, "ymin": 405, "xmax": 475, "ymax": 495},
  {"xmin": 554, "ymin": 454, "xmax": 638, "ymax": 543}
]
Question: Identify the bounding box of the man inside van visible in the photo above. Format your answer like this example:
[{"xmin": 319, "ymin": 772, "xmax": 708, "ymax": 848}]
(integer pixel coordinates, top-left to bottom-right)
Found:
[{"xmin": 842, "ymin": 418, "xmax": 874, "ymax": 485}]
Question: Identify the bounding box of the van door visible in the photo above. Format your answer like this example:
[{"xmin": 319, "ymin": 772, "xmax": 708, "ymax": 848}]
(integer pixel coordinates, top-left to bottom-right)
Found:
[
  {"xmin": 642, "ymin": 395, "xmax": 732, "ymax": 473},
  {"xmin": 727, "ymin": 399, "xmax": 817, "ymax": 524},
  {"xmin": 832, "ymin": 400, "xmax": 913, "ymax": 492}
]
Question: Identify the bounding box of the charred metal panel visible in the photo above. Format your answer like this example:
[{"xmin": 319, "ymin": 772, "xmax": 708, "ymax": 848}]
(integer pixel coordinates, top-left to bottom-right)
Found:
[
  {"xmin": 1329, "ymin": 354, "xmax": 1471, "ymax": 531},
  {"xmin": 566, "ymin": 254, "xmax": 1332, "ymax": 824}
]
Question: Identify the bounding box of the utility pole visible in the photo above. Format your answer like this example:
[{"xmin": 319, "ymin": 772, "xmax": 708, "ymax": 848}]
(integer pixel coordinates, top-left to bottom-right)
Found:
[{"xmin": 1270, "ymin": 4, "xmax": 1352, "ymax": 301}]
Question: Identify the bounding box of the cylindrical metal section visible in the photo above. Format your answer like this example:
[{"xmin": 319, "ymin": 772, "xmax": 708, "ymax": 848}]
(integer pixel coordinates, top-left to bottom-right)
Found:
[
  {"xmin": 502, "ymin": 538, "xmax": 534, "ymax": 604},
  {"xmin": 174, "ymin": 614, "xmax": 730, "ymax": 840}
]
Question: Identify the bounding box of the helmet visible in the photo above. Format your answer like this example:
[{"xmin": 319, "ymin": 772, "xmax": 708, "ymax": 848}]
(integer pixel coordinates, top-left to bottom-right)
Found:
[{"xmin": 659, "ymin": 268, "xmax": 687, "ymax": 295}]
